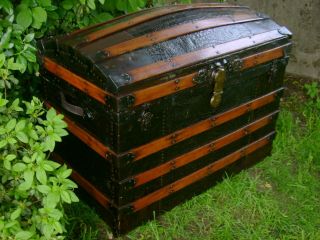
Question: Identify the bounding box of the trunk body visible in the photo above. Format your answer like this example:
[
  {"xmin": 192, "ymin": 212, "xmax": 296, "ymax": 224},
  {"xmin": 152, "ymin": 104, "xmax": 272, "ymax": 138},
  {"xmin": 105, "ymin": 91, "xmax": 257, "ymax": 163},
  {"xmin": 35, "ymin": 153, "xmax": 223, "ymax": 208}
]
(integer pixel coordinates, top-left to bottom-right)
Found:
[{"xmin": 38, "ymin": 3, "xmax": 292, "ymax": 235}]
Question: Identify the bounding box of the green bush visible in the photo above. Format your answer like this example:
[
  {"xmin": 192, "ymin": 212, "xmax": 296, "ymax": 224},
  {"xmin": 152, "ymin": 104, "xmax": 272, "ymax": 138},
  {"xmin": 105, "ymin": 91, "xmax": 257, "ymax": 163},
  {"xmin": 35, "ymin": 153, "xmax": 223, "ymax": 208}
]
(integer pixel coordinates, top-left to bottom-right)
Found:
[
  {"xmin": 0, "ymin": 94, "xmax": 79, "ymax": 239},
  {"xmin": 0, "ymin": 0, "xmax": 191, "ymax": 239}
]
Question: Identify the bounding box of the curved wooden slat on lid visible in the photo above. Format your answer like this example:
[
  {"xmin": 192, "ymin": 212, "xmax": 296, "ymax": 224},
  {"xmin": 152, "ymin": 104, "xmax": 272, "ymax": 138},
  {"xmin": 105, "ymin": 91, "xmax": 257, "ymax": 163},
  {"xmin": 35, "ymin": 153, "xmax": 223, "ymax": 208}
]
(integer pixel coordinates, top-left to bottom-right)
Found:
[
  {"xmin": 104, "ymin": 14, "xmax": 265, "ymax": 58},
  {"xmin": 132, "ymin": 132, "xmax": 274, "ymax": 212},
  {"xmin": 83, "ymin": 4, "xmax": 245, "ymax": 44},
  {"xmin": 127, "ymin": 30, "xmax": 287, "ymax": 83},
  {"xmin": 132, "ymin": 111, "xmax": 278, "ymax": 187},
  {"xmin": 67, "ymin": 7, "xmax": 153, "ymax": 37}
]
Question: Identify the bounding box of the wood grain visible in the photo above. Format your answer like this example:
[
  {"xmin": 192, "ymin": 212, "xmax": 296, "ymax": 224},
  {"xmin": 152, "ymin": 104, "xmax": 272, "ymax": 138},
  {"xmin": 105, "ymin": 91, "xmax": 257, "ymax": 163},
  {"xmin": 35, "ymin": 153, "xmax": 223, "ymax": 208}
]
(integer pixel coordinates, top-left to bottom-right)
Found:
[
  {"xmin": 133, "ymin": 111, "xmax": 278, "ymax": 187},
  {"xmin": 242, "ymin": 46, "xmax": 284, "ymax": 70},
  {"xmin": 104, "ymin": 15, "xmax": 263, "ymax": 58},
  {"xmin": 130, "ymin": 88, "xmax": 282, "ymax": 161},
  {"xmin": 43, "ymin": 57, "xmax": 111, "ymax": 105},
  {"xmin": 84, "ymin": 4, "xmax": 243, "ymax": 43},
  {"xmin": 133, "ymin": 132, "xmax": 274, "ymax": 212},
  {"xmin": 132, "ymin": 72, "xmax": 197, "ymax": 106},
  {"xmin": 128, "ymin": 30, "xmax": 287, "ymax": 82}
]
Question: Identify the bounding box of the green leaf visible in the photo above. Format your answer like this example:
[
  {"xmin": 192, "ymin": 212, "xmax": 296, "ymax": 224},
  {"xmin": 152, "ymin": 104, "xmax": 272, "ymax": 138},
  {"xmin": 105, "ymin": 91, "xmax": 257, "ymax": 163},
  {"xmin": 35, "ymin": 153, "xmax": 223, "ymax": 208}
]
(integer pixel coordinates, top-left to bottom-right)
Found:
[
  {"xmin": 37, "ymin": 185, "xmax": 51, "ymax": 194},
  {"xmin": 0, "ymin": 140, "xmax": 8, "ymax": 149},
  {"xmin": 61, "ymin": 190, "xmax": 71, "ymax": 203},
  {"xmin": 96, "ymin": 12, "xmax": 113, "ymax": 22},
  {"xmin": 5, "ymin": 154, "xmax": 16, "ymax": 161},
  {"xmin": 0, "ymin": 53, "xmax": 5, "ymax": 68},
  {"xmin": 0, "ymin": 0, "xmax": 13, "ymax": 14},
  {"xmin": 22, "ymin": 170, "xmax": 34, "ymax": 190},
  {"xmin": 15, "ymin": 231, "xmax": 33, "ymax": 240},
  {"xmin": 68, "ymin": 190, "xmax": 79, "ymax": 202},
  {"xmin": 24, "ymin": 33, "xmax": 34, "ymax": 42},
  {"xmin": 44, "ymin": 191, "xmax": 60, "ymax": 208},
  {"xmin": 4, "ymin": 159, "xmax": 11, "ymax": 170},
  {"xmin": 7, "ymin": 58, "xmax": 24, "ymax": 71},
  {"xmin": 116, "ymin": 0, "xmax": 127, "ymax": 11},
  {"xmin": 28, "ymin": 129, "xmax": 39, "ymax": 140},
  {"xmin": 32, "ymin": 7, "xmax": 47, "ymax": 22},
  {"xmin": 10, "ymin": 208, "xmax": 22, "ymax": 220},
  {"xmin": 0, "ymin": 26, "xmax": 12, "ymax": 49},
  {"xmin": 60, "ymin": 168, "xmax": 72, "ymax": 179},
  {"xmin": 12, "ymin": 163, "xmax": 27, "ymax": 172},
  {"xmin": 46, "ymin": 107, "xmax": 56, "ymax": 121},
  {"xmin": 87, "ymin": 0, "xmax": 96, "ymax": 10},
  {"xmin": 16, "ymin": 131, "xmax": 29, "ymax": 143},
  {"xmin": 98, "ymin": 0, "xmax": 105, "ymax": 4},
  {"xmin": 36, "ymin": 167, "xmax": 47, "ymax": 184},
  {"xmin": 5, "ymin": 119, "xmax": 16, "ymax": 132},
  {"xmin": 15, "ymin": 119, "xmax": 26, "ymax": 132},
  {"xmin": 22, "ymin": 50, "xmax": 36, "ymax": 63},
  {"xmin": 16, "ymin": 8, "xmax": 33, "ymax": 29},
  {"xmin": 16, "ymin": 55, "xmax": 27, "ymax": 73},
  {"xmin": 61, "ymin": 0, "xmax": 74, "ymax": 10}
]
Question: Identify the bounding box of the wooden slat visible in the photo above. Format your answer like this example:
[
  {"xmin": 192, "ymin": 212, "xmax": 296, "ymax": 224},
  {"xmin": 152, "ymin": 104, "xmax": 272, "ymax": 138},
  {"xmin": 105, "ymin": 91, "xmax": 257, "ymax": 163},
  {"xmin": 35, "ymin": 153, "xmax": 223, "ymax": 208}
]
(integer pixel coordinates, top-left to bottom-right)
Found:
[
  {"xmin": 128, "ymin": 45, "xmax": 286, "ymax": 106},
  {"xmin": 44, "ymin": 101, "xmax": 115, "ymax": 158},
  {"xmin": 43, "ymin": 57, "xmax": 112, "ymax": 105},
  {"xmin": 132, "ymin": 133, "xmax": 273, "ymax": 212},
  {"xmin": 133, "ymin": 111, "xmax": 278, "ymax": 187},
  {"xmin": 84, "ymin": 4, "xmax": 244, "ymax": 43},
  {"xmin": 52, "ymin": 153, "xmax": 111, "ymax": 208},
  {"xmin": 132, "ymin": 72, "xmax": 197, "ymax": 106},
  {"xmin": 128, "ymin": 30, "xmax": 287, "ymax": 82},
  {"xmin": 131, "ymin": 88, "xmax": 282, "ymax": 161},
  {"xmin": 104, "ymin": 15, "xmax": 263, "ymax": 58},
  {"xmin": 242, "ymin": 46, "xmax": 284, "ymax": 70}
]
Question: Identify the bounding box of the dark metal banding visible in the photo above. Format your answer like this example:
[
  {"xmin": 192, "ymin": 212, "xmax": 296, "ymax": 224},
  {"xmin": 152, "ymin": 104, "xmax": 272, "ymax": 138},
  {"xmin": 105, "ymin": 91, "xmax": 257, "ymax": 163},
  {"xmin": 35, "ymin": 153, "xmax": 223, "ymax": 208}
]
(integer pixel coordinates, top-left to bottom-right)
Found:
[
  {"xmin": 132, "ymin": 132, "xmax": 274, "ymax": 212},
  {"xmin": 104, "ymin": 15, "xmax": 265, "ymax": 58},
  {"xmin": 128, "ymin": 30, "xmax": 286, "ymax": 82},
  {"xmin": 128, "ymin": 45, "xmax": 287, "ymax": 106},
  {"xmin": 130, "ymin": 88, "xmax": 282, "ymax": 161},
  {"xmin": 84, "ymin": 4, "xmax": 245, "ymax": 44},
  {"xmin": 43, "ymin": 57, "xmax": 113, "ymax": 104},
  {"xmin": 132, "ymin": 111, "xmax": 278, "ymax": 187}
]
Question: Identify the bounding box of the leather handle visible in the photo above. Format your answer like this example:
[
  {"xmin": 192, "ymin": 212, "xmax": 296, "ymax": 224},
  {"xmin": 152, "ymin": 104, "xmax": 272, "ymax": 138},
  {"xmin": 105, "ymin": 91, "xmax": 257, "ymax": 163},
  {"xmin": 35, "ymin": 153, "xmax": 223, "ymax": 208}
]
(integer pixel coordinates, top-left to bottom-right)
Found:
[{"xmin": 60, "ymin": 92, "xmax": 84, "ymax": 117}]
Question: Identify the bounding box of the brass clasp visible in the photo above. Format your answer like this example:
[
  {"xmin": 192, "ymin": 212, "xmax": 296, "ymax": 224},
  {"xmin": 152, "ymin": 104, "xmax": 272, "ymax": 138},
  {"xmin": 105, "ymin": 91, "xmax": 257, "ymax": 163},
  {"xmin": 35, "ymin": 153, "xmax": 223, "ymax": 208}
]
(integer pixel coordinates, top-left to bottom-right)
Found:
[{"xmin": 210, "ymin": 68, "xmax": 226, "ymax": 108}]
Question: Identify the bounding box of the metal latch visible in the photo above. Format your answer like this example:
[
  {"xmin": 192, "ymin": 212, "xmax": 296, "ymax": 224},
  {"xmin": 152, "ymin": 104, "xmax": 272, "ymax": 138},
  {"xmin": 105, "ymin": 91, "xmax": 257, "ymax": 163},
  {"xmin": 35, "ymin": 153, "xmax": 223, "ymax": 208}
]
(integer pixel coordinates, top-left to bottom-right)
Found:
[{"xmin": 210, "ymin": 68, "xmax": 226, "ymax": 108}]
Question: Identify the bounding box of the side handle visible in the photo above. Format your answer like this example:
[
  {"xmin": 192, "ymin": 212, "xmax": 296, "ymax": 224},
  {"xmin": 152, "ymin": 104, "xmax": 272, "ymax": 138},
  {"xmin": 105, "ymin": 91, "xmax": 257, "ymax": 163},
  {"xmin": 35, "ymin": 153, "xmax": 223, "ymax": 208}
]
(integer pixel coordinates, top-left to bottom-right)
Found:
[{"xmin": 60, "ymin": 92, "xmax": 84, "ymax": 117}]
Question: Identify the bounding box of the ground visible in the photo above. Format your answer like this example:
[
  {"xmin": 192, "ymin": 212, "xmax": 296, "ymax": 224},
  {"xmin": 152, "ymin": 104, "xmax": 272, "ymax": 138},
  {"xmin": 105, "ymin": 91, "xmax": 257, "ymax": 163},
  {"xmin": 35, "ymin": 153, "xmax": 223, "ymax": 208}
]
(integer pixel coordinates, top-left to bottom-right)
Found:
[{"xmin": 64, "ymin": 75, "xmax": 320, "ymax": 240}]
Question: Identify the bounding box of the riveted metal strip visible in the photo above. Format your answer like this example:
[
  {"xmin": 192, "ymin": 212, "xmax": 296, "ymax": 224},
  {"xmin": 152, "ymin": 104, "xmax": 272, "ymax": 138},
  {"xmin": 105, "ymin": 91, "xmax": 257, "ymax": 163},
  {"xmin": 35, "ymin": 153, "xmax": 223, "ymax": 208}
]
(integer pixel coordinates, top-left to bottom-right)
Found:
[
  {"xmin": 127, "ymin": 111, "xmax": 278, "ymax": 188},
  {"xmin": 128, "ymin": 88, "xmax": 282, "ymax": 161},
  {"xmin": 43, "ymin": 57, "xmax": 113, "ymax": 105},
  {"xmin": 82, "ymin": 4, "xmax": 245, "ymax": 44},
  {"xmin": 103, "ymin": 15, "xmax": 265, "ymax": 58},
  {"xmin": 127, "ymin": 30, "xmax": 289, "ymax": 82},
  {"xmin": 131, "ymin": 132, "xmax": 274, "ymax": 212}
]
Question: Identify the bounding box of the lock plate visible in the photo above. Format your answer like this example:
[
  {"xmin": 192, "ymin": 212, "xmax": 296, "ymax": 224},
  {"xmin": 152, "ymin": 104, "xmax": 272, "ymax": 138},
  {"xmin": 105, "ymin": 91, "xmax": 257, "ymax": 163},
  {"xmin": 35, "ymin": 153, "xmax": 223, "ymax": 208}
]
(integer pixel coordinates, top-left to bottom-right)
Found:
[{"xmin": 210, "ymin": 68, "xmax": 226, "ymax": 108}]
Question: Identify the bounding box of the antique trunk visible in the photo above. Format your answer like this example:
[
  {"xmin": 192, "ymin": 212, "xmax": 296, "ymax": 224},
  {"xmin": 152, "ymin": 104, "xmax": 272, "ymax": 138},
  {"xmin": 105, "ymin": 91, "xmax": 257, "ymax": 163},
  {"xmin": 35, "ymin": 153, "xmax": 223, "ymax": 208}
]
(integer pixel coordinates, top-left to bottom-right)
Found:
[{"xmin": 38, "ymin": 3, "xmax": 292, "ymax": 234}]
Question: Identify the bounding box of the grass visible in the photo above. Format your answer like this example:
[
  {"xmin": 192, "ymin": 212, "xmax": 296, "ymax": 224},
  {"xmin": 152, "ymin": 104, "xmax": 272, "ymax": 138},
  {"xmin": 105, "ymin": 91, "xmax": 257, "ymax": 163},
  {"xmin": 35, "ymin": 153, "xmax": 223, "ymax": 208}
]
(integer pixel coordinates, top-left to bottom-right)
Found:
[{"xmin": 64, "ymin": 75, "xmax": 320, "ymax": 240}]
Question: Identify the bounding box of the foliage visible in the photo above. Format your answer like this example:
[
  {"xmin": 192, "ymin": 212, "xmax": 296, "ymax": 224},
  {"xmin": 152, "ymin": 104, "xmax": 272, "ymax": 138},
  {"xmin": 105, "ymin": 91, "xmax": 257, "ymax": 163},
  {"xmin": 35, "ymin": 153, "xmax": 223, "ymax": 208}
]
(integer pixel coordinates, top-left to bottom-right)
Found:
[
  {"xmin": 0, "ymin": 94, "xmax": 79, "ymax": 239},
  {"xmin": 304, "ymin": 82, "xmax": 320, "ymax": 111},
  {"xmin": 0, "ymin": 0, "xmax": 150, "ymax": 95}
]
